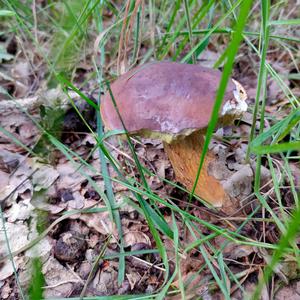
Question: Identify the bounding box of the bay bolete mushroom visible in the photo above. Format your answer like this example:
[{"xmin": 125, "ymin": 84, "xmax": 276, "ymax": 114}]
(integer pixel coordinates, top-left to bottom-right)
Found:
[{"xmin": 101, "ymin": 62, "xmax": 247, "ymax": 209}]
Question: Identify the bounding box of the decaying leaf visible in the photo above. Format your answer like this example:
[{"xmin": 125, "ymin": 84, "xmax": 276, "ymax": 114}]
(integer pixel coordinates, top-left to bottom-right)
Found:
[
  {"xmin": 0, "ymin": 222, "xmax": 29, "ymax": 257},
  {"xmin": 0, "ymin": 257, "xmax": 25, "ymax": 281},
  {"xmin": 222, "ymin": 165, "xmax": 253, "ymax": 198},
  {"xmin": 126, "ymin": 271, "xmax": 142, "ymax": 290},
  {"xmin": 5, "ymin": 198, "xmax": 35, "ymax": 222},
  {"xmin": 92, "ymin": 262, "xmax": 118, "ymax": 295},
  {"xmin": 56, "ymin": 162, "xmax": 90, "ymax": 192},
  {"xmin": 74, "ymin": 207, "xmax": 117, "ymax": 238},
  {"xmin": 0, "ymin": 222, "xmax": 29, "ymax": 280},
  {"xmin": 32, "ymin": 163, "xmax": 60, "ymax": 191},
  {"xmin": 213, "ymin": 236, "xmax": 254, "ymax": 260},
  {"xmin": 42, "ymin": 256, "xmax": 79, "ymax": 298},
  {"xmin": 123, "ymin": 231, "xmax": 151, "ymax": 248},
  {"xmin": 0, "ymin": 170, "xmax": 9, "ymax": 190},
  {"xmin": 0, "ymin": 280, "xmax": 12, "ymax": 299},
  {"xmin": 10, "ymin": 60, "xmax": 31, "ymax": 98},
  {"xmin": 275, "ymin": 280, "xmax": 300, "ymax": 300}
]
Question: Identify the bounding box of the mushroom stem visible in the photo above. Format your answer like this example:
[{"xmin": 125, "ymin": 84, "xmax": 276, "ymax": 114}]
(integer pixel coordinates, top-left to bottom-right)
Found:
[{"xmin": 163, "ymin": 131, "xmax": 230, "ymax": 207}]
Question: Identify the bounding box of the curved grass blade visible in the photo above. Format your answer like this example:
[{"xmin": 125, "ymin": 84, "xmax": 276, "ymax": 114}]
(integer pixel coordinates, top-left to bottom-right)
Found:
[
  {"xmin": 269, "ymin": 19, "xmax": 300, "ymax": 26},
  {"xmin": 181, "ymin": 0, "xmax": 244, "ymax": 63},
  {"xmin": 189, "ymin": 0, "xmax": 253, "ymax": 201}
]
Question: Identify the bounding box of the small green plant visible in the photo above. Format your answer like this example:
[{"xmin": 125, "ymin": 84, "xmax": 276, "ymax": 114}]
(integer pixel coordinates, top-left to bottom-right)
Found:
[{"xmin": 28, "ymin": 258, "xmax": 45, "ymax": 300}]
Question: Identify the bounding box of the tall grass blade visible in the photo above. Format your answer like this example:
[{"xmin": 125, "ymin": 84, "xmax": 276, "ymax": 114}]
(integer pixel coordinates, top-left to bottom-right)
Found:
[
  {"xmin": 0, "ymin": 10, "xmax": 15, "ymax": 16},
  {"xmin": 251, "ymin": 205, "xmax": 300, "ymax": 299},
  {"xmin": 0, "ymin": 205, "xmax": 26, "ymax": 299},
  {"xmin": 181, "ymin": 0, "xmax": 243, "ymax": 63},
  {"xmin": 183, "ymin": 0, "xmax": 195, "ymax": 64},
  {"xmin": 105, "ymin": 82, "xmax": 171, "ymax": 283},
  {"xmin": 93, "ymin": 1, "xmax": 125, "ymax": 285},
  {"xmin": 269, "ymin": 19, "xmax": 300, "ymax": 26},
  {"xmin": 28, "ymin": 258, "xmax": 45, "ymax": 300},
  {"xmin": 189, "ymin": 0, "xmax": 253, "ymax": 200}
]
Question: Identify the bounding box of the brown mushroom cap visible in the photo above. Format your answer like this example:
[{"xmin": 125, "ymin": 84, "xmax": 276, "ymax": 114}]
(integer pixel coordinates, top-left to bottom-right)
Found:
[{"xmin": 101, "ymin": 62, "xmax": 246, "ymax": 142}]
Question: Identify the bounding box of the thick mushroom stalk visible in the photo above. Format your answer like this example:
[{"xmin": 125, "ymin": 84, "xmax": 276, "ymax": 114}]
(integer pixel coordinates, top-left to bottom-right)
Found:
[
  {"xmin": 164, "ymin": 133, "xmax": 226, "ymax": 207},
  {"xmin": 100, "ymin": 62, "xmax": 248, "ymax": 210}
]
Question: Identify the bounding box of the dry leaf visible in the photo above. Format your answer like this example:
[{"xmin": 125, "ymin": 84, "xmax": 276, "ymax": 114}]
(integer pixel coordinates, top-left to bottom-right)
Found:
[
  {"xmin": 75, "ymin": 208, "xmax": 117, "ymax": 239},
  {"xmin": 10, "ymin": 60, "xmax": 31, "ymax": 98},
  {"xmin": 123, "ymin": 231, "xmax": 151, "ymax": 248},
  {"xmin": 43, "ymin": 256, "xmax": 79, "ymax": 298},
  {"xmin": 213, "ymin": 236, "xmax": 254, "ymax": 260},
  {"xmin": 275, "ymin": 281, "xmax": 300, "ymax": 300},
  {"xmin": 5, "ymin": 199, "xmax": 35, "ymax": 222},
  {"xmin": 0, "ymin": 222, "xmax": 29, "ymax": 257},
  {"xmin": 0, "ymin": 170, "xmax": 9, "ymax": 191},
  {"xmin": 126, "ymin": 272, "xmax": 142, "ymax": 290},
  {"xmin": 32, "ymin": 163, "xmax": 59, "ymax": 191},
  {"xmin": 92, "ymin": 263, "xmax": 118, "ymax": 295},
  {"xmin": 67, "ymin": 191, "xmax": 85, "ymax": 210},
  {"xmin": 0, "ymin": 222, "xmax": 29, "ymax": 280},
  {"xmin": 0, "ymin": 257, "xmax": 25, "ymax": 281},
  {"xmin": 222, "ymin": 165, "xmax": 253, "ymax": 198},
  {"xmin": 0, "ymin": 281, "xmax": 12, "ymax": 299},
  {"xmin": 56, "ymin": 162, "xmax": 88, "ymax": 192}
]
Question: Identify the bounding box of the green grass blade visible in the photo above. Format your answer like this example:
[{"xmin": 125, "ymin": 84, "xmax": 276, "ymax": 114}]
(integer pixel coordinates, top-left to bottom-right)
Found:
[
  {"xmin": 251, "ymin": 205, "xmax": 300, "ymax": 300},
  {"xmin": 158, "ymin": 0, "xmax": 197, "ymax": 60},
  {"xmin": 246, "ymin": 0, "xmax": 271, "ymax": 160},
  {"xmin": 174, "ymin": 0, "xmax": 214, "ymax": 62},
  {"xmin": 93, "ymin": 1, "xmax": 125, "ymax": 285},
  {"xmin": 27, "ymin": 258, "xmax": 45, "ymax": 300},
  {"xmin": 0, "ymin": 9, "xmax": 16, "ymax": 16},
  {"xmin": 249, "ymin": 109, "xmax": 300, "ymax": 154},
  {"xmin": 251, "ymin": 142, "xmax": 300, "ymax": 154},
  {"xmin": 181, "ymin": 0, "xmax": 243, "ymax": 63},
  {"xmin": 100, "ymin": 82, "xmax": 171, "ymax": 283},
  {"xmin": 183, "ymin": 0, "xmax": 195, "ymax": 64},
  {"xmin": 269, "ymin": 18, "xmax": 300, "ymax": 26},
  {"xmin": 189, "ymin": 0, "xmax": 253, "ymax": 200},
  {"xmin": 157, "ymin": 0, "xmax": 181, "ymax": 55},
  {"xmin": 0, "ymin": 205, "xmax": 26, "ymax": 299},
  {"xmin": 156, "ymin": 213, "xmax": 181, "ymax": 300},
  {"xmin": 56, "ymin": 73, "xmax": 99, "ymax": 110}
]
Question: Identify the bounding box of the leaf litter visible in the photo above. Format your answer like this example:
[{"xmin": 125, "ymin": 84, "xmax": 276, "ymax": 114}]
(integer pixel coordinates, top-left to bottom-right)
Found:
[{"xmin": 1, "ymin": 2, "xmax": 300, "ymax": 299}]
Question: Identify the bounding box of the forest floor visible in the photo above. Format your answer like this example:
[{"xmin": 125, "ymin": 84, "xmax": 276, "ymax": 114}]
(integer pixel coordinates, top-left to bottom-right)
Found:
[{"xmin": 0, "ymin": 1, "xmax": 300, "ymax": 299}]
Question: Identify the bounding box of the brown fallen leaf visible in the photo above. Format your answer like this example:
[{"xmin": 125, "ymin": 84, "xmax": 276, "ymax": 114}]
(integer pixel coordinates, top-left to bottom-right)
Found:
[
  {"xmin": 92, "ymin": 262, "xmax": 118, "ymax": 295},
  {"xmin": 74, "ymin": 206, "xmax": 117, "ymax": 239},
  {"xmin": 0, "ymin": 222, "xmax": 29, "ymax": 258},
  {"xmin": 0, "ymin": 222, "xmax": 29, "ymax": 280},
  {"xmin": 43, "ymin": 256, "xmax": 80, "ymax": 298},
  {"xmin": 222, "ymin": 164, "xmax": 253, "ymax": 199},
  {"xmin": 290, "ymin": 163, "xmax": 300, "ymax": 190},
  {"xmin": 275, "ymin": 280, "xmax": 300, "ymax": 300},
  {"xmin": 213, "ymin": 236, "xmax": 254, "ymax": 260},
  {"xmin": 5, "ymin": 198, "xmax": 35, "ymax": 222},
  {"xmin": 0, "ymin": 256, "xmax": 25, "ymax": 281},
  {"xmin": 0, "ymin": 280, "xmax": 12, "ymax": 299},
  {"xmin": 123, "ymin": 231, "xmax": 151, "ymax": 248},
  {"xmin": 171, "ymin": 272, "xmax": 210, "ymax": 300},
  {"xmin": 10, "ymin": 60, "xmax": 31, "ymax": 98},
  {"xmin": 32, "ymin": 163, "xmax": 60, "ymax": 191},
  {"xmin": 126, "ymin": 271, "xmax": 142, "ymax": 290}
]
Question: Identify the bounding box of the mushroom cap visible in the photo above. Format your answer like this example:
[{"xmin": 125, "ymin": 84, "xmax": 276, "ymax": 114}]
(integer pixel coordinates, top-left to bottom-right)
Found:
[{"xmin": 101, "ymin": 62, "xmax": 247, "ymax": 142}]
